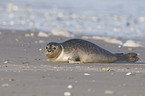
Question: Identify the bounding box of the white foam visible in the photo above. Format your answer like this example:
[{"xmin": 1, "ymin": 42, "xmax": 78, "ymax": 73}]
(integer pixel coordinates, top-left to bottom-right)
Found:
[
  {"xmin": 37, "ymin": 32, "xmax": 49, "ymax": 37},
  {"xmin": 82, "ymin": 36, "xmax": 123, "ymax": 45},
  {"xmin": 51, "ymin": 29, "xmax": 73, "ymax": 37},
  {"xmin": 104, "ymin": 38, "xmax": 123, "ymax": 45},
  {"xmin": 123, "ymin": 40, "xmax": 143, "ymax": 47}
]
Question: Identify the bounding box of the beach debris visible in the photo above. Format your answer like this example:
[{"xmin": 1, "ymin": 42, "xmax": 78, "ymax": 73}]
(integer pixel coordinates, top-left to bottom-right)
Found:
[
  {"xmin": 34, "ymin": 41, "xmax": 38, "ymax": 44},
  {"xmin": 128, "ymin": 48, "xmax": 133, "ymax": 51},
  {"xmin": 34, "ymin": 40, "xmax": 45, "ymax": 44},
  {"xmin": 37, "ymin": 32, "xmax": 49, "ymax": 37},
  {"xmin": 15, "ymin": 38, "xmax": 19, "ymax": 42},
  {"xmin": 126, "ymin": 72, "xmax": 132, "ymax": 75},
  {"xmin": 4, "ymin": 60, "xmax": 8, "ymax": 64},
  {"xmin": 25, "ymin": 33, "xmax": 35, "ymax": 37},
  {"xmin": 139, "ymin": 16, "xmax": 145, "ymax": 22},
  {"xmin": 39, "ymin": 40, "xmax": 45, "ymax": 44},
  {"xmin": 11, "ymin": 30, "xmax": 16, "ymax": 33},
  {"xmin": 9, "ymin": 78, "xmax": 14, "ymax": 81},
  {"xmin": 83, "ymin": 73, "xmax": 90, "ymax": 76},
  {"xmin": 123, "ymin": 40, "xmax": 143, "ymax": 47},
  {"xmin": 1, "ymin": 83, "xmax": 9, "ymax": 87},
  {"xmin": 67, "ymin": 85, "xmax": 73, "ymax": 89},
  {"xmin": 102, "ymin": 67, "xmax": 110, "ymax": 71},
  {"xmin": 51, "ymin": 29, "xmax": 73, "ymax": 37},
  {"xmin": 64, "ymin": 92, "xmax": 71, "ymax": 96},
  {"xmin": 123, "ymin": 83, "xmax": 127, "ymax": 86},
  {"xmin": 104, "ymin": 90, "xmax": 114, "ymax": 94},
  {"xmin": 87, "ymin": 88, "xmax": 91, "ymax": 92},
  {"xmin": 126, "ymin": 72, "xmax": 135, "ymax": 76},
  {"xmin": 118, "ymin": 45, "xmax": 121, "ymax": 48},
  {"xmin": 39, "ymin": 49, "xmax": 42, "ymax": 51}
]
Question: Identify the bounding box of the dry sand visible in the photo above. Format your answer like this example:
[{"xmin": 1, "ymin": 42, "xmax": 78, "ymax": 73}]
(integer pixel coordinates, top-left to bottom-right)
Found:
[{"xmin": 0, "ymin": 29, "xmax": 145, "ymax": 96}]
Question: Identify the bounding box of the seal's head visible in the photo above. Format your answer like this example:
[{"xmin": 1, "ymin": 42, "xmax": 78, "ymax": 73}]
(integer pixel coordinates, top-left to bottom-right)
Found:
[{"xmin": 45, "ymin": 42, "xmax": 62, "ymax": 59}]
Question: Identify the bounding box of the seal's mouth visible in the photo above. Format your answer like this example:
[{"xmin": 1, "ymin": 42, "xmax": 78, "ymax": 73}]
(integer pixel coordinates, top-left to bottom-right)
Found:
[
  {"xmin": 47, "ymin": 49, "xmax": 51, "ymax": 52},
  {"xmin": 45, "ymin": 51, "xmax": 54, "ymax": 57}
]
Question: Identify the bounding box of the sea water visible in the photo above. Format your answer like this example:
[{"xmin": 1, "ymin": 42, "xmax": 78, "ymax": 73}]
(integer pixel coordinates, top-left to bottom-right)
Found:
[{"xmin": 0, "ymin": 0, "xmax": 145, "ymax": 46}]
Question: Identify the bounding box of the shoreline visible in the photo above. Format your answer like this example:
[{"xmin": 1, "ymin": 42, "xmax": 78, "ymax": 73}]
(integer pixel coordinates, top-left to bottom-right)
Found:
[{"xmin": 0, "ymin": 29, "xmax": 145, "ymax": 96}]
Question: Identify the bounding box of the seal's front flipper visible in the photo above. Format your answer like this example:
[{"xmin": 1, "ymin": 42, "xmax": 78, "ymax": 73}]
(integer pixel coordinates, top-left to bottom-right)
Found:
[{"xmin": 68, "ymin": 58, "xmax": 81, "ymax": 64}]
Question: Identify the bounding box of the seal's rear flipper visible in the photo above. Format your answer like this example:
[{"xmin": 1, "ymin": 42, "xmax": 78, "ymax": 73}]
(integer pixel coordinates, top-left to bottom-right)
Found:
[{"xmin": 115, "ymin": 53, "xmax": 139, "ymax": 62}]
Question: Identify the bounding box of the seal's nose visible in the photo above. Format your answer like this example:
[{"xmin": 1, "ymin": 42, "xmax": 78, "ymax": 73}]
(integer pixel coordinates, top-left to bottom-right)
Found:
[{"xmin": 47, "ymin": 49, "xmax": 51, "ymax": 52}]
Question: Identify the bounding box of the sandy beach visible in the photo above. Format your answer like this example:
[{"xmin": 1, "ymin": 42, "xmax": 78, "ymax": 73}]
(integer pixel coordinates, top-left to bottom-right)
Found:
[{"xmin": 0, "ymin": 29, "xmax": 145, "ymax": 96}]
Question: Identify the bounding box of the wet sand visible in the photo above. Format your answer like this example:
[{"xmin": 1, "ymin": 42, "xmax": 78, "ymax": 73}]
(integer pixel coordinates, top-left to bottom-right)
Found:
[{"xmin": 0, "ymin": 29, "xmax": 145, "ymax": 96}]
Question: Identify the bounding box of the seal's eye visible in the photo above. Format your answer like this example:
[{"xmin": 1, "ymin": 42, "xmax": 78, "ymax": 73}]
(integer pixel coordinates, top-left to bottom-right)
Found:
[
  {"xmin": 52, "ymin": 45, "xmax": 57, "ymax": 50},
  {"xmin": 53, "ymin": 47, "xmax": 56, "ymax": 50}
]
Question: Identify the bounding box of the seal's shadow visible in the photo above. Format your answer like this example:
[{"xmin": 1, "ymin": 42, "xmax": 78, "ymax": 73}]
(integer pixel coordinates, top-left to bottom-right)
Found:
[{"xmin": 115, "ymin": 61, "xmax": 145, "ymax": 64}]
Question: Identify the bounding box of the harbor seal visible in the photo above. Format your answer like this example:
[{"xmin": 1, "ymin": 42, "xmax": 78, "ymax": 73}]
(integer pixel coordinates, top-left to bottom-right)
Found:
[{"xmin": 45, "ymin": 39, "xmax": 139, "ymax": 63}]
